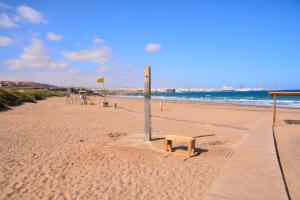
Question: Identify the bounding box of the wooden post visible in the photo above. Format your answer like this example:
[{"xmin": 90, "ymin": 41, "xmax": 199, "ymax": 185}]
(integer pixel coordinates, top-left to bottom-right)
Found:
[
  {"xmin": 160, "ymin": 101, "xmax": 163, "ymax": 111},
  {"xmin": 269, "ymin": 92, "xmax": 300, "ymax": 126},
  {"xmin": 144, "ymin": 66, "xmax": 151, "ymax": 141},
  {"xmin": 273, "ymin": 95, "xmax": 277, "ymax": 126}
]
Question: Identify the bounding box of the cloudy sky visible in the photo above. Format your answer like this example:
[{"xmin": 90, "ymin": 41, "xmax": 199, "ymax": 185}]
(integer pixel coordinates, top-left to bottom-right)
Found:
[{"xmin": 0, "ymin": 0, "xmax": 300, "ymax": 89}]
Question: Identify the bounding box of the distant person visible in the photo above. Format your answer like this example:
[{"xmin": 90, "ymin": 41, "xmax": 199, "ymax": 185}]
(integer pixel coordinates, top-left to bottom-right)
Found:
[
  {"xmin": 114, "ymin": 103, "xmax": 117, "ymax": 109},
  {"xmin": 70, "ymin": 93, "xmax": 74, "ymax": 104},
  {"xmin": 84, "ymin": 95, "xmax": 88, "ymax": 105},
  {"xmin": 66, "ymin": 91, "xmax": 71, "ymax": 104},
  {"xmin": 80, "ymin": 94, "xmax": 84, "ymax": 105}
]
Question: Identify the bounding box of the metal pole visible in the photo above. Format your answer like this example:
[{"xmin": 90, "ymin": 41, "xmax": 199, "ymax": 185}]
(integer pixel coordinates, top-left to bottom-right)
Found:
[
  {"xmin": 103, "ymin": 81, "xmax": 106, "ymax": 102},
  {"xmin": 144, "ymin": 66, "xmax": 151, "ymax": 141}
]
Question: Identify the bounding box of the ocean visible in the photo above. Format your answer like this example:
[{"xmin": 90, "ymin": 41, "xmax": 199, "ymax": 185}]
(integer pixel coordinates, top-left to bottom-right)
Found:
[{"xmin": 123, "ymin": 91, "xmax": 300, "ymax": 108}]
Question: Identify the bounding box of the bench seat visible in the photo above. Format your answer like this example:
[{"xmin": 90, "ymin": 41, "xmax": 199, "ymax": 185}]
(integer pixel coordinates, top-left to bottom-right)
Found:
[{"xmin": 164, "ymin": 135, "xmax": 196, "ymax": 157}]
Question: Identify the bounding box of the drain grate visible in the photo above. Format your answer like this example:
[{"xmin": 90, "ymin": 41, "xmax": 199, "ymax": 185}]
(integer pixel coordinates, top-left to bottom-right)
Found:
[
  {"xmin": 285, "ymin": 120, "xmax": 300, "ymax": 125},
  {"xmin": 202, "ymin": 147, "xmax": 234, "ymax": 158}
]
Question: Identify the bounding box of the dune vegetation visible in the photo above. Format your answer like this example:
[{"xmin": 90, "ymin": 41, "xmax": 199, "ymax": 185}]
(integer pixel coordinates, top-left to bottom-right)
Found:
[{"xmin": 0, "ymin": 89, "xmax": 65, "ymax": 108}]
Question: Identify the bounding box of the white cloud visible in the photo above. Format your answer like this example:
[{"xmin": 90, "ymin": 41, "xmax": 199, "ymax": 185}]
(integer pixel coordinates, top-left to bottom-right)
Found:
[
  {"xmin": 0, "ymin": 36, "xmax": 13, "ymax": 46},
  {"xmin": 16, "ymin": 5, "xmax": 46, "ymax": 24},
  {"xmin": 0, "ymin": 5, "xmax": 46, "ymax": 28},
  {"xmin": 93, "ymin": 37, "xmax": 105, "ymax": 44},
  {"xmin": 0, "ymin": 68, "xmax": 85, "ymax": 87},
  {"xmin": 47, "ymin": 32, "xmax": 62, "ymax": 41},
  {"xmin": 98, "ymin": 66, "xmax": 108, "ymax": 73},
  {"xmin": 0, "ymin": 3, "xmax": 11, "ymax": 9},
  {"xmin": 0, "ymin": 13, "xmax": 17, "ymax": 28},
  {"xmin": 4, "ymin": 38, "xmax": 69, "ymax": 70},
  {"xmin": 62, "ymin": 47, "xmax": 112, "ymax": 64},
  {"xmin": 0, "ymin": 63, "xmax": 142, "ymax": 88},
  {"xmin": 98, "ymin": 63, "xmax": 142, "ymax": 88},
  {"xmin": 145, "ymin": 43, "xmax": 162, "ymax": 53}
]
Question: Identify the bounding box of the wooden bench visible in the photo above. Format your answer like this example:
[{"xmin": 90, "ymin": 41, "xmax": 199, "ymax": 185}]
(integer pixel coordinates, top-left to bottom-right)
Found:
[{"xmin": 164, "ymin": 135, "xmax": 196, "ymax": 157}]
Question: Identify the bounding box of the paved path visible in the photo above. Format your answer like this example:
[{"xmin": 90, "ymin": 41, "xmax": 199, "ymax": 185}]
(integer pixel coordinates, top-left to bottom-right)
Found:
[{"xmin": 204, "ymin": 123, "xmax": 289, "ymax": 200}]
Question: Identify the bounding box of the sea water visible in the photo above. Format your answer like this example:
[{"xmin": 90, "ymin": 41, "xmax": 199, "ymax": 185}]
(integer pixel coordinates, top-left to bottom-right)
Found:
[{"xmin": 124, "ymin": 91, "xmax": 300, "ymax": 108}]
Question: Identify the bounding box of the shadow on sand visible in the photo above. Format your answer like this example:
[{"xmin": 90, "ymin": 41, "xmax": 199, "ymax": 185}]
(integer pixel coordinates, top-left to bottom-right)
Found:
[
  {"xmin": 193, "ymin": 134, "xmax": 215, "ymax": 139},
  {"xmin": 0, "ymin": 105, "xmax": 11, "ymax": 112},
  {"xmin": 285, "ymin": 119, "xmax": 300, "ymax": 125},
  {"xmin": 172, "ymin": 146, "xmax": 208, "ymax": 156},
  {"xmin": 151, "ymin": 137, "xmax": 165, "ymax": 141}
]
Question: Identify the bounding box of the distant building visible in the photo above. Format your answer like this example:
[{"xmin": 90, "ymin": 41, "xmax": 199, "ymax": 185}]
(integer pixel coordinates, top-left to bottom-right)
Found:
[
  {"xmin": 166, "ymin": 89, "xmax": 176, "ymax": 93},
  {"xmin": 222, "ymin": 86, "xmax": 234, "ymax": 91}
]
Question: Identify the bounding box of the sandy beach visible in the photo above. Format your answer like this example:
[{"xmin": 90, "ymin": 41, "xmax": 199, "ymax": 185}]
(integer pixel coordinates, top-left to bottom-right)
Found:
[
  {"xmin": 0, "ymin": 96, "xmax": 299, "ymax": 199},
  {"xmin": 1, "ymin": 1, "xmax": 299, "ymax": 199}
]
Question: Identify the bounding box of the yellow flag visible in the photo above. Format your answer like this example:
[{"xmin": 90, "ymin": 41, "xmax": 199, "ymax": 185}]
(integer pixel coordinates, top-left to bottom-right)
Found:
[{"xmin": 97, "ymin": 77, "xmax": 104, "ymax": 83}]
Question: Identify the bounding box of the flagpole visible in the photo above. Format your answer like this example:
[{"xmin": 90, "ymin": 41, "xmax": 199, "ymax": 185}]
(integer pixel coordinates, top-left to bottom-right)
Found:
[
  {"xmin": 97, "ymin": 77, "xmax": 107, "ymax": 107},
  {"xmin": 103, "ymin": 80, "xmax": 106, "ymax": 102}
]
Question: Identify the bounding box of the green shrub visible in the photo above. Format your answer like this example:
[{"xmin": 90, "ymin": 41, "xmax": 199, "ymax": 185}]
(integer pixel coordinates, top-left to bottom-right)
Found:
[
  {"xmin": 0, "ymin": 89, "xmax": 65, "ymax": 108},
  {"xmin": 9, "ymin": 90, "xmax": 36, "ymax": 103},
  {"xmin": 47, "ymin": 90, "xmax": 65, "ymax": 97},
  {"xmin": 22, "ymin": 90, "xmax": 65, "ymax": 100},
  {"xmin": 23, "ymin": 90, "xmax": 46, "ymax": 100},
  {"xmin": 24, "ymin": 90, "xmax": 46, "ymax": 100},
  {"xmin": 0, "ymin": 89, "xmax": 23, "ymax": 106}
]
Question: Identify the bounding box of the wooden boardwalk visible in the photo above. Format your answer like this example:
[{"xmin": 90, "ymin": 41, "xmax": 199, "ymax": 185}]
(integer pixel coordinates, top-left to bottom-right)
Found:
[
  {"xmin": 204, "ymin": 123, "xmax": 289, "ymax": 200},
  {"xmin": 275, "ymin": 124, "xmax": 300, "ymax": 200}
]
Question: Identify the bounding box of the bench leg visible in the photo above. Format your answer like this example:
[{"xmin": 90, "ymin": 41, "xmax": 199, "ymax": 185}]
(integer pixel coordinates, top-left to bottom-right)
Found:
[
  {"xmin": 187, "ymin": 141, "xmax": 192, "ymax": 156},
  {"xmin": 164, "ymin": 139, "xmax": 172, "ymax": 152},
  {"xmin": 188, "ymin": 140, "xmax": 195, "ymax": 157},
  {"xmin": 164, "ymin": 139, "xmax": 168, "ymax": 151},
  {"xmin": 191, "ymin": 140, "xmax": 195, "ymax": 156},
  {"xmin": 168, "ymin": 140, "xmax": 172, "ymax": 152}
]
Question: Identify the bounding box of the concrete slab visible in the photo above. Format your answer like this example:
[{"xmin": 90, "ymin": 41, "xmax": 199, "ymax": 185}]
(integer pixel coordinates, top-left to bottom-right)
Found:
[{"xmin": 104, "ymin": 133, "xmax": 165, "ymax": 153}]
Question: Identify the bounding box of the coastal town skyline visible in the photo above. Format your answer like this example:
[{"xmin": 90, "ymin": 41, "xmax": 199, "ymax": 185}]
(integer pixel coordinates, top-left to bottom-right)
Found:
[{"xmin": 0, "ymin": 80, "xmax": 273, "ymax": 91}]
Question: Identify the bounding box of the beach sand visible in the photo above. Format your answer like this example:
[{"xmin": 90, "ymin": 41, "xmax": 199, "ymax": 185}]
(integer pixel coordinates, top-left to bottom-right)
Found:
[{"xmin": 0, "ymin": 96, "xmax": 299, "ymax": 199}]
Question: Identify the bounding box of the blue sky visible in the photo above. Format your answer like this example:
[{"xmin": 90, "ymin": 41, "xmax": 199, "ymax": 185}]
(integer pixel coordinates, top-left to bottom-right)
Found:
[{"xmin": 0, "ymin": 0, "xmax": 299, "ymax": 89}]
